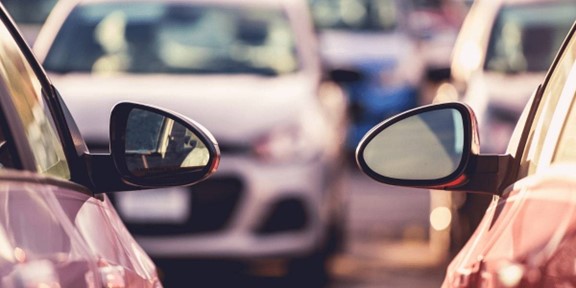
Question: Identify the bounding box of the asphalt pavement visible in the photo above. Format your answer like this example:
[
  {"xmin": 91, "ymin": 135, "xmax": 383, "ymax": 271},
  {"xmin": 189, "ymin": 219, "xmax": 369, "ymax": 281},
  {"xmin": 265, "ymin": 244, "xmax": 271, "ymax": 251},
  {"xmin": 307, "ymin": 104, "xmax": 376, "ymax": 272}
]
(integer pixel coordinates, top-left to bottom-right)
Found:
[{"xmin": 328, "ymin": 166, "xmax": 448, "ymax": 287}]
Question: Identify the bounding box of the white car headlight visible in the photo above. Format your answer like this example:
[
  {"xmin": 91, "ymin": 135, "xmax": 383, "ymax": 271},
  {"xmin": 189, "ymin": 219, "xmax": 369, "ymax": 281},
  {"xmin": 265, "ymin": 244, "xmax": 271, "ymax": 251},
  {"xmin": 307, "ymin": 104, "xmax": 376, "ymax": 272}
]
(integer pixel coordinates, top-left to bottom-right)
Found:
[{"xmin": 253, "ymin": 111, "xmax": 326, "ymax": 163}]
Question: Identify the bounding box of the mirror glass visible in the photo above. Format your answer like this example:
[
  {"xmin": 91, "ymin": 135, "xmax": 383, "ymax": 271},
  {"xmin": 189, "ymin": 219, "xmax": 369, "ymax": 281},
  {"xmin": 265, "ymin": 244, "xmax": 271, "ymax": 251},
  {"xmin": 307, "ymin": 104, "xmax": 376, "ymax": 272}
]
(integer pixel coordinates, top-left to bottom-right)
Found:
[
  {"xmin": 124, "ymin": 108, "xmax": 210, "ymax": 176},
  {"xmin": 362, "ymin": 108, "xmax": 465, "ymax": 180}
]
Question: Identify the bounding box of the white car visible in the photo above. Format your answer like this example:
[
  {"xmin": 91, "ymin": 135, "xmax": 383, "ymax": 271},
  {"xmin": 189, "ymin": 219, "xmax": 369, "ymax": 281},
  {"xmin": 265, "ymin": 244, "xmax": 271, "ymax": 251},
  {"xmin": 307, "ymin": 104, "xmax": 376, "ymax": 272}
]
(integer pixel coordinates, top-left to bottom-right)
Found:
[
  {"xmin": 33, "ymin": 0, "xmax": 348, "ymax": 284},
  {"xmin": 445, "ymin": 0, "xmax": 576, "ymax": 153}
]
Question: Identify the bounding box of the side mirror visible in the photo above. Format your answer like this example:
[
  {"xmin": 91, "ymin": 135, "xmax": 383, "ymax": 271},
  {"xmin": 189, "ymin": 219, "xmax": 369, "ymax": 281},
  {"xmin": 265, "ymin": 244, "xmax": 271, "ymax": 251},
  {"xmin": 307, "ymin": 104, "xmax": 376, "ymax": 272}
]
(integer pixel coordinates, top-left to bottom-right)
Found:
[
  {"xmin": 356, "ymin": 102, "xmax": 512, "ymax": 195},
  {"xmin": 356, "ymin": 103, "xmax": 473, "ymax": 187},
  {"xmin": 109, "ymin": 102, "xmax": 219, "ymax": 187}
]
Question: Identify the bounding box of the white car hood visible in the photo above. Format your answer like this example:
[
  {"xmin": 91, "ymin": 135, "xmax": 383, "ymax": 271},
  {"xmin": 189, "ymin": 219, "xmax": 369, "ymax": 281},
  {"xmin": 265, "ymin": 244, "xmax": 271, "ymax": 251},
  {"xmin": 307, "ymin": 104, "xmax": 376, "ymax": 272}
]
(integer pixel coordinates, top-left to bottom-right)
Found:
[
  {"xmin": 483, "ymin": 71, "xmax": 545, "ymax": 110},
  {"xmin": 51, "ymin": 73, "xmax": 316, "ymax": 145},
  {"xmin": 464, "ymin": 71, "xmax": 545, "ymax": 119}
]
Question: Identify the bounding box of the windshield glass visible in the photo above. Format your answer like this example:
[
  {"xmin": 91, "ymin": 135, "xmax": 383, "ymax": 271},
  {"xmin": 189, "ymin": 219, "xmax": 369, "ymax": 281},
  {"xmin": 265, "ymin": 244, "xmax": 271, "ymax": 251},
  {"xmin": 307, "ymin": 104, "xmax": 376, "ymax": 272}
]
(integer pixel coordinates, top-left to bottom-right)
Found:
[
  {"xmin": 484, "ymin": 2, "xmax": 576, "ymax": 73},
  {"xmin": 310, "ymin": 0, "xmax": 399, "ymax": 32},
  {"xmin": 1, "ymin": 0, "xmax": 58, "ymax": 24},
  {"xmin": 43, "ymin": 3, "xmax": 299, "ymax": 76}
]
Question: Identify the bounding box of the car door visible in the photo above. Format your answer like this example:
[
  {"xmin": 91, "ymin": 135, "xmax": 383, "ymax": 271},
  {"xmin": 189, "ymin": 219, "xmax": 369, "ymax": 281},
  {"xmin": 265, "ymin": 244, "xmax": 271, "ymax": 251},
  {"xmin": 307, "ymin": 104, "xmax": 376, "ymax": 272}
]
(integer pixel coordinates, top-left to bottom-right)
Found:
[
  {"xmin": 442, "ymin": 23, "xmax": 576, "ymax": 287},
  {"xmin": 0, "ymin": 173, "xmax": 100, "ymax": 287},
  {"xmin": 0, "ymin": 5, "xmax": 160, "ymax": 287}
]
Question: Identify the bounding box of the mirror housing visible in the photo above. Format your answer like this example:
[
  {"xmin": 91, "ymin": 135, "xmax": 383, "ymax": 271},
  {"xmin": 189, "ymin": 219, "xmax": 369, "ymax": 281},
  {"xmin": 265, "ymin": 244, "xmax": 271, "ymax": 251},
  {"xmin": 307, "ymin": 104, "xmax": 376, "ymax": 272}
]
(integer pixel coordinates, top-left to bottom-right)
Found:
[
  {"xmin": 87, "ymin": 102, "xmax": 219, "ymax": 193},
  {"xmin": 356, "ymin": 102, "xmax": 512, "ymax": 195}
]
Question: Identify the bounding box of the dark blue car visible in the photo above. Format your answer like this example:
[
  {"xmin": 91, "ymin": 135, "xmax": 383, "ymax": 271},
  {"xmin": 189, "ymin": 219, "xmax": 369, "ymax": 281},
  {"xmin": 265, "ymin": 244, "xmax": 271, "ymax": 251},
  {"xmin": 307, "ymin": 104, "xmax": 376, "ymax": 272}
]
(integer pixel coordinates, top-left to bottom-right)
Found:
[{"xmin": 310, "ymin": 0, "xmax": 424, "ymax": 149}]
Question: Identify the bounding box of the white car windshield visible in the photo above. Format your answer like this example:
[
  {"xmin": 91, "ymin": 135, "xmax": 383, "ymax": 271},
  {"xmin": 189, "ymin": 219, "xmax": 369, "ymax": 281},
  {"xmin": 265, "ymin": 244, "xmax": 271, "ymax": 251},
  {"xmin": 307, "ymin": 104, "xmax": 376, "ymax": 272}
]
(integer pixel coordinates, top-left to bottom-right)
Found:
[
  {"xmin": 310, "ymin": 0, "xmax": 399, "ymax": 32},
  {"xmin": 43, "ymin": 2, "xmax": 299, "ymax": 76},
  {"xmin": 1, "ymin": 0, "xmax": 57, "ymax": 24},
  {"xmin": 484, "ymin": 2, "xmax": 576, "ymax": 73}
]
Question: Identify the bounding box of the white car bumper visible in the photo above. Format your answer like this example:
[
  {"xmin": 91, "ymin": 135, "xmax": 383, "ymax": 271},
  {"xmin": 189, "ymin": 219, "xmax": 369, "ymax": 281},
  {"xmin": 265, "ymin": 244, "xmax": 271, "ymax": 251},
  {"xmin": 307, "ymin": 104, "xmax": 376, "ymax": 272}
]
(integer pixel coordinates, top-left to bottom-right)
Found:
[{"xmin": 116, "ymin": 154, "xmax": 339, "ymax": 259}]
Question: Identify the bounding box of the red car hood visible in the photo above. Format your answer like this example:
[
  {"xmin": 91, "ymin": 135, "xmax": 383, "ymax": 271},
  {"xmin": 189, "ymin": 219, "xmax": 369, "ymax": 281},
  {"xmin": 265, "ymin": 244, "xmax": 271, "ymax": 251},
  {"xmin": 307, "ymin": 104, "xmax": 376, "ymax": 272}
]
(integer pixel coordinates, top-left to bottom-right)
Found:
[{"xmin": 444, "ymin": 164, "xmax": 576, "ymax": 287}]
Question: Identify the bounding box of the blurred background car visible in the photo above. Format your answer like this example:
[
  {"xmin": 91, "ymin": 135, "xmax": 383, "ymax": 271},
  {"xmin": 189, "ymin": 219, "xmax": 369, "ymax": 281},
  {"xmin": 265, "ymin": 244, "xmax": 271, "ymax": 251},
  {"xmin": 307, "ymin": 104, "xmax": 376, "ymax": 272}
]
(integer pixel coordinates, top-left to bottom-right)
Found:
[
  {"xmin": 0, "ymin": 0, "xmax": 57, "ymax": 43},
  {"xmin": 0, "ymin": 2, "xmax": 220, "ymax": 286},
  {"xmin": 442, "ymin": 0, "xmax": 576, "ymax": 153},
  {"xmin": 309, "ymin": 0, "xmax": 425, "ymax": 151},
  {"xmin": 33, "ymin": 0, "xmax": 349, "ymax": 285},
  {"xmin": 407, "ymin": 0, "xmax": 468, "ymax": 105},
  {"xmin": 429, "ymin": 0, "xmax": 576, "ymax": 257},
  {"xmin": 407, "ymin": 0, "xmax": 466, "ymax": 74}
]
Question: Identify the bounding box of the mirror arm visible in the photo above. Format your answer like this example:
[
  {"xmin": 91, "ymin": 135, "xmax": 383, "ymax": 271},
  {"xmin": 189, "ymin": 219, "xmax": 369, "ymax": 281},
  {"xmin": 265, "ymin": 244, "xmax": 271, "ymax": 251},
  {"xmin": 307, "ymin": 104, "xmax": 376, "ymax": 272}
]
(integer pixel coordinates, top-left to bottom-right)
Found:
[
  {"xmin": 85, "ymin": 153, "xmax": 142, "ymax": 194},
  {"xmin": 454, "ymin": 154, "xmax": 514, "ymax": 195}
]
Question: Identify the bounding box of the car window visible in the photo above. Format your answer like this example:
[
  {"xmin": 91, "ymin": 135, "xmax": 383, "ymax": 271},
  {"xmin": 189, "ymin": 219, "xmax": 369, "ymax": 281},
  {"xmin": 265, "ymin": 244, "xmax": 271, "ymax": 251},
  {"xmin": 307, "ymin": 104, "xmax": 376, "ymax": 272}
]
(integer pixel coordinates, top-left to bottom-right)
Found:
[
  {"xmin": 554, "ymin": 86, "xmax": 576, "ymax": 162},
  {"xmin": 1, "ymin": 0, "xmax": 58, "ymax": 24},
  {"xmin": 484, "ymin": 3, "xmax": 576, "ymax": 73},
  {"xmin": 519, "ymin": 30, "xmax": 576, "ymax": 177},
  {"xmin": 43, "ymin": 2, "xmax": 298, "ymax": 76},
  {"xmin": 0, "ymin": 104, "xmax": 17, "ymax": 168},
  {"xmin": 505, "ymin": 87, "xmax": 535, "ymax": 156},
  {"xmin": 552, "ymin": 53, "xmax": 576, "ymax": 163},
  {"xmin": 0, "ymin": 17, "xmax": 70, "ymax": 178}
]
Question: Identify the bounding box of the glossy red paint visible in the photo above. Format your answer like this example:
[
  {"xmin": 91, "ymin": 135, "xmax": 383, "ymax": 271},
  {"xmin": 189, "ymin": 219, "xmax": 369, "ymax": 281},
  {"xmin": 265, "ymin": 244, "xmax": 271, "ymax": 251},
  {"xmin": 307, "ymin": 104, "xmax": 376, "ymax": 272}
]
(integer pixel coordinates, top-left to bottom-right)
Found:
[{"xmin": 444, "ymin": 164, "xmax": 576, "ymax": 287}]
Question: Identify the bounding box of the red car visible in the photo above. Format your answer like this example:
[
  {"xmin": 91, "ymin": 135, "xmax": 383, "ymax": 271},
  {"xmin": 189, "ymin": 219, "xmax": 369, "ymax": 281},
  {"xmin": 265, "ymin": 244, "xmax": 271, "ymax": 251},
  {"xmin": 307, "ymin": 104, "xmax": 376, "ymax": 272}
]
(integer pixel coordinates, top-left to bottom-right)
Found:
[
  {"xmin": 357, "ymin": 20, "xmax": 576, "ymax": 287},
  {"xmin": 0, "ymin": 3, "xmax": 219, "ymax": 287}
]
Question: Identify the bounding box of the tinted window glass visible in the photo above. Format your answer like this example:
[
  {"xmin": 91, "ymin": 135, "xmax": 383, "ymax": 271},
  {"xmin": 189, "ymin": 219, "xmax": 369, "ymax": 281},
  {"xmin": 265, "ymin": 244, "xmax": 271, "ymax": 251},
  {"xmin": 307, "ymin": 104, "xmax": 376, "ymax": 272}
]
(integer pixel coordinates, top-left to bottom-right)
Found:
[
  {"xmin": 0, "ymin": 17, "xmax": 70, "ymax": 178},
  {"xmin": 44, "ymin": 3, "xmax": 298, "ymax": 76}
]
